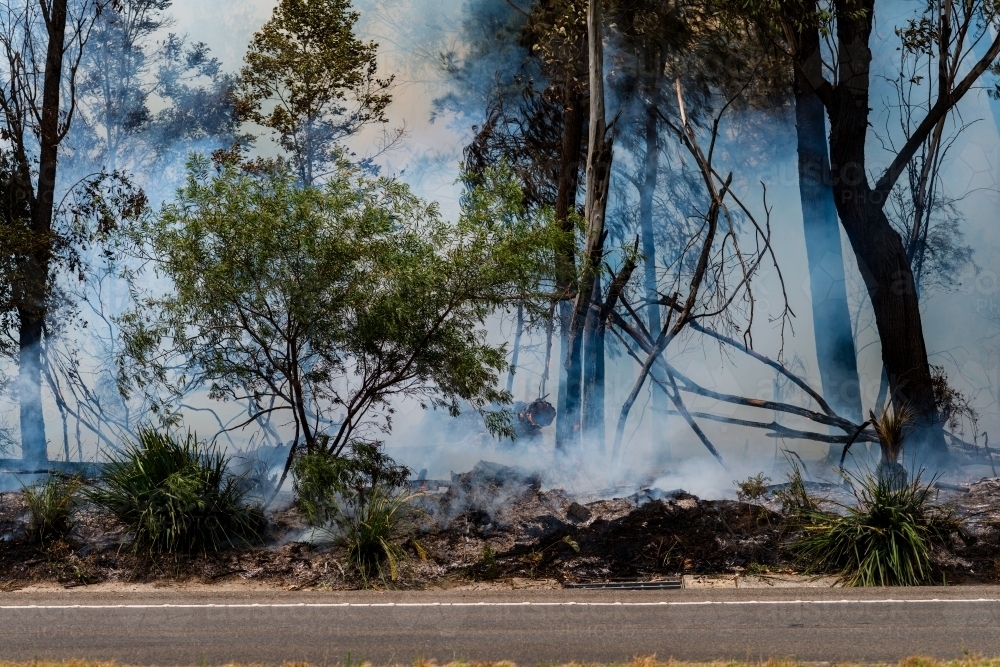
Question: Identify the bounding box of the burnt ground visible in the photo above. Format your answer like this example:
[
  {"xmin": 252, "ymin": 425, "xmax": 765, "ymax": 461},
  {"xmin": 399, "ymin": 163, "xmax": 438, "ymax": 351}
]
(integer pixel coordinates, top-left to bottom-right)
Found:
[{"xmin": 2, "ymin": 461, "xmax": 1000, "ymax": 590}]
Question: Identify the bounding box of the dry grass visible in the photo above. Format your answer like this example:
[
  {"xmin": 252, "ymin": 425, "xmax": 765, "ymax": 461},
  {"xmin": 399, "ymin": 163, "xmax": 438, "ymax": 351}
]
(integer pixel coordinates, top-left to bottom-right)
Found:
[{"xmin": 3, "ymin": 657, "xmax": 1000, "ymax": 667}]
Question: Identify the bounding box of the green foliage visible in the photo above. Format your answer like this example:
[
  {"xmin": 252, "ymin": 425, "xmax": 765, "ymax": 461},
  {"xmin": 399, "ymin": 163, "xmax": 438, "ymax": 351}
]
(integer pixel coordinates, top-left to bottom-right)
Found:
[
  {"xmin": 292, "ymin": 443, "xmax": 422, "ymax": 582},
  {"xmin": 480, "ymin": 543, "xmax": 499, "ymax": 579},
  {"xmin": 735, "ymin": 472, "xmax": 770, "ymax": 504},
  {"xmin": 121, "ymin": 157, "xmax": 557, "ymax": 453},
  {"xmin": 792, "ymin": 471, "xmax": 955, "ymax": 586},
  {"xmin": 329, "ymin": 484, "xmax": 422, "ymax": 583},
  {"xmin": 292, "ymin": 442, "xmax": 410, "ymax": 527},
  {"xmin": 22, "ymin": 476, "xmax": 81, "ymax": 545},
  {"xmin": 238, "ymin": 0, "xmax": 393, "ymax": 184},
  {"xmin": 87, "ymin": 427, "xmax": 262, "ymax": 553}
]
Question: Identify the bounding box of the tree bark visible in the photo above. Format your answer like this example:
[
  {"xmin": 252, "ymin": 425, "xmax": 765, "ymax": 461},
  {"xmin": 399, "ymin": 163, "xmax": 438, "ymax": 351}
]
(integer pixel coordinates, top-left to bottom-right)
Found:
[
  {"xmin": 506, "ymin": 302, "xmax": 524, "ymax": 395},
  {"xmin": 638, "ymin": 101, "xmax": 671, "ymax": 463},
  {"xmin": 793, "ymin": 23, "xmax": 863, "ymax": 460},
  {"xmin": 562, "ymin": 0, "xmax": 612, "ymax": 453},
  {"xmin": 554, "ymin": 85, "xmax": 585, "ymax": 450},
  {"xmin": 582, "ymin": 275, "xmax": 605, "ymax": 450},
  {"xmin": 818, "ymin": 2, "xmax": 947, "ymax": 463},
  {"xmin": 18, "ymin": 313, "xmax": 46, "ymax": 464},
  {"xmin": 17, "ymin": 0, "xmax": 72, "ymax": 464}
]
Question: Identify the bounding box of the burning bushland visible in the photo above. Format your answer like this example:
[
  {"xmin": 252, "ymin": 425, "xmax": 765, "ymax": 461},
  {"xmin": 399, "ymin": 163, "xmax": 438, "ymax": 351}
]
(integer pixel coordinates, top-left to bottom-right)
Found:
[{"xmin": 5, "ymin": 443, "xmax": 1000, "ymax": 591}]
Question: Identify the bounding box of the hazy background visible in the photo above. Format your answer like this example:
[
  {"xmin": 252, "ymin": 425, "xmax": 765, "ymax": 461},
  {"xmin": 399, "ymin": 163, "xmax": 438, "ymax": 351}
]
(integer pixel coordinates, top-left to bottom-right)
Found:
[{"xmin": 15, "ymin": 0, "xmax": 998, "ymax": 497}]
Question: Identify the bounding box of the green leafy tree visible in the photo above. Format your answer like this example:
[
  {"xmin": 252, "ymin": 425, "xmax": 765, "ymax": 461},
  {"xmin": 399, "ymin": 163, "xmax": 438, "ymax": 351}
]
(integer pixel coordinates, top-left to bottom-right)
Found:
[
  {"xmin": 119, "ymin": 155, "xmax": 556, "ymax": 478},
  {"xmin": 237, "ymin": 0, "xmax": 393, "ymax": 185}
]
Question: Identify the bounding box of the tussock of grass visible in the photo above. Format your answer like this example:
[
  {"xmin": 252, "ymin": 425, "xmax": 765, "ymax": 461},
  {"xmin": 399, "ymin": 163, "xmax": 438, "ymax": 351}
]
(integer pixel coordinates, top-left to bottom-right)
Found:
[
  {"xmin": 22, "ymin": 475, "xmax": 80, "ymax": 545},
  {"xmin": 6, "ymin": 657, "xmax": 1000, "ymax": 667},
  {"xmin": 86, "ymin": 427, "xmax": 263, "ymax": 554},
  {"xmin": 792, "ymin": 470, "xmax": 956, "ymax": 586}
]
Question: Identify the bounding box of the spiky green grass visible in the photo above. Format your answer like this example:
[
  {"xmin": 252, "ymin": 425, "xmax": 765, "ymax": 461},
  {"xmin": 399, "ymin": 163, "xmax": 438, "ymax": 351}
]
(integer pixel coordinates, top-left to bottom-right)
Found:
[
  {"xmin": 87, "ymin": 427, "xmax": 263, "ymax": 553},
  {"xmin": 793, "ymin": 471, "xmax": 956, "ymax": 586}
]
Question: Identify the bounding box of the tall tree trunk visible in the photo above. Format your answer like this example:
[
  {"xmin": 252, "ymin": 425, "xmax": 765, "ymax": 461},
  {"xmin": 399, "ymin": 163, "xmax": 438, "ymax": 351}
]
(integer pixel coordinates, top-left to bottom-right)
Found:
[
  {"xmin": 563, "ymin": 0, "xmax": 612, "ymax": 453},
  {"xmin": 638, "ymin": 102, "xmax": 671, "ymax": 463},
  {"xmin": 818, "ymin": 4, "xmax": 947, "ymax": 463},
  {"xmin": 19, "ymin": 0, "xmax": 71, "ymax": 464},
  {"xmin": 793, "ymin": 26, "xmax": 863, "ymax": 460},
  {"xmin": 554, "ymin": 87, "xmax": 586, "ymax": 449},
  {"xmin": 582, "ymin": 275, "xmax": 605, "ymax": 451},
  {"xmin": 18, "ymin": 314, "xmax": 46, "ymax": 463}
]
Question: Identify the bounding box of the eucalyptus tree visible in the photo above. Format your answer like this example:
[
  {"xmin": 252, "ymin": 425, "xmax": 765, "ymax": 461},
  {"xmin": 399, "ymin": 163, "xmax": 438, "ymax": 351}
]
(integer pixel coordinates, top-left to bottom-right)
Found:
[
  {"xmin": 438, "ymin": 0, "xmax": 589, "ymax": 448},
  {"xmin": 75, "ymin": 0, "xmax": 172, "ymax": 173},
  {"xmin": 72, "ymin": 0, "xmax": 243, "ymax": 177},
  {"xmin": 734, "ymin": 0, "xmax": 1000, "ymax": 463},
  {"xmin": 0, "ymin": 0, "xmax": 112, "ymax": 464},
  {"xmin": 720, "ymin": 1, "xmax": 863, "ymax": 457},
  {"xmin": 237, "ymin": 0, "xmax": 394, "ymax": 185}
]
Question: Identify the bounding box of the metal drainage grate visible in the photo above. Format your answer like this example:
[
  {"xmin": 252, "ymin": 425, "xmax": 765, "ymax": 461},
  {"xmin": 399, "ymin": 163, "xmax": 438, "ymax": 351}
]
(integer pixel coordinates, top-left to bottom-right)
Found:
[{"xmin": 565, "ymin": 579, "xmax": 682, "ymax": 590}]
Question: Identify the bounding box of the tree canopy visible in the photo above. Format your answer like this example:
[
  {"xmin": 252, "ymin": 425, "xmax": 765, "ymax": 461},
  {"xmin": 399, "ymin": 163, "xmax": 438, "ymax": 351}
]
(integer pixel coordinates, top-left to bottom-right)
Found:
[
  {"xmin": 119, "ymin": 155, "xmax": 558, "ymax": 459},
  {"xmin": 238, "ymin": 0, "xmax": 394, "ymax": 185}
]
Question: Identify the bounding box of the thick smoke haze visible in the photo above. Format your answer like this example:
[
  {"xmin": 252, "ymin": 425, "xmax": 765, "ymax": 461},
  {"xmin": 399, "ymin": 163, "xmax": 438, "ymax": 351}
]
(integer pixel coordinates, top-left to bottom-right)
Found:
[{"xmin": 5, "ymin": 0, "xmax": 1000, "ymax": 499}]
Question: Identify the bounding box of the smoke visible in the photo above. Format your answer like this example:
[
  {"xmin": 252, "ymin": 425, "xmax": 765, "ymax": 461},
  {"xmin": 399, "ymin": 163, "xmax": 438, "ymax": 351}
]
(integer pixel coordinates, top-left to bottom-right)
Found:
[{"xmin": 2, "ymin": 0, "xmax": 998, "ymax": 507}]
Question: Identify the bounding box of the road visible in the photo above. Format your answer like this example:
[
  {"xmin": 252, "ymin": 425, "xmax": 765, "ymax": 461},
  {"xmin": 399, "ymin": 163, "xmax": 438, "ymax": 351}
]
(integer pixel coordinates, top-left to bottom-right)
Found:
[{"xmin": 3, "ymin": 586, "xmax": 1000, "ymax": 664}]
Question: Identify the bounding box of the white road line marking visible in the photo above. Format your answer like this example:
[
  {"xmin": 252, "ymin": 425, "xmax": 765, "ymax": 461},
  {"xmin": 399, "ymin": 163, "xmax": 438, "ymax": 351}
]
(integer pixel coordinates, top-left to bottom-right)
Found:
[{"xmin": 0, "ymin": 599, "xmax": 999, "ymax": 609}]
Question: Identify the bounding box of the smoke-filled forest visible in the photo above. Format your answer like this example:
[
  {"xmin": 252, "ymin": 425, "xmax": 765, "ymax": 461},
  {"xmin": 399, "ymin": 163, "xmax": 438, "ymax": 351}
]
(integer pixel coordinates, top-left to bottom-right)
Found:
[{"xmin": 4, "ymin": 0, "xmax": 1000, "ymax": 591}]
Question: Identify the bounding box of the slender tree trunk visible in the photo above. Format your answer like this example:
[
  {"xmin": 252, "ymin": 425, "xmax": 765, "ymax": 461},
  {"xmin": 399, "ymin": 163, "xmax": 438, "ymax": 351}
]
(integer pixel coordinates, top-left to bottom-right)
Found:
[
  {"xmin": 638, "ymin": 102, "xmax": 671, "ymax": 463},
  {"xmin": 818, "ymin": 5, "xmax": 947, "ymax": 463},
  {"xmin": 554, "ymin": 87, "xmax": 585, "ymax": 450},
  {"xmin": 18, "ymin": 0, "xmax": 72, "ymax": 465},
  {"xmin": 506, "ymin": 302, "xmax": 524, "ymax": 395},
  {"xmin": 540, "ymin": 303, "xmax": 555, "ymax": 398},
  {"xmin": 563, "ymin": 0, "xmax": 612, "ymax": 453},
  {"xmin": 793, "ymin": 27, "xmax": 863, "ymax": 459},
  {"xmin": 582, "ymin": 275, "xmax": 605, "ymax": 451}
]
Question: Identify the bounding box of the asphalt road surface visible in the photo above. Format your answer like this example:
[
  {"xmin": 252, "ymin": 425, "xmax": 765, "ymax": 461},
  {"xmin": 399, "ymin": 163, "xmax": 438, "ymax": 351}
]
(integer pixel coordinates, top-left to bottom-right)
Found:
[{"xmin": 4, "ymin": 586, "xmax": 1000, "ymax": 664}]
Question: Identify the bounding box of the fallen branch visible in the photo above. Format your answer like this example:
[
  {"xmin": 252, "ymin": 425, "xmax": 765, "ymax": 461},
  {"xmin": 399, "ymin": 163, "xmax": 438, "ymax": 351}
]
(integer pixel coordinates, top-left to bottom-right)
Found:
[
  {"xmin": 663, "ymin": 368, "xmax": 729, "ymax": 471},
  {"xmin": 688, "ymin": 321, "xmax": 837, "ymax": 419}
]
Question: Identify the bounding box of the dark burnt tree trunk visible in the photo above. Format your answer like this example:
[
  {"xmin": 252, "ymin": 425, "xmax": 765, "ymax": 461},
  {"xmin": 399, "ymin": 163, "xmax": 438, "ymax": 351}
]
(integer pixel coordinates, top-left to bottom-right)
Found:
[
  {"xmin": 802, "ymin": 1, "xmax": 948, "ymax": 462},
  {"xmin": 15, "ymin": 0, "xmax": 72, "ymax": 465},
  {"xmin": 793, "ymin": 23, "xmax": 863, "ymax": 457},
  {"xmin": 582, "ymin": 274, "xmax": 605, "ymax": 450},
  {"xmin": 554, "ymin": 87, "xmax": 586, "ymax": 450}
]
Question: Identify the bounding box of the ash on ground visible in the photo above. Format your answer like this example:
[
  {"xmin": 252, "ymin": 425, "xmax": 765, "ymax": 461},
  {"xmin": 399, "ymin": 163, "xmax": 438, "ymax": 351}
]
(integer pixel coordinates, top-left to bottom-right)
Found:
[{"xmin": 3, "ymin": 460, "xmax": 1000, "ymax": 590}]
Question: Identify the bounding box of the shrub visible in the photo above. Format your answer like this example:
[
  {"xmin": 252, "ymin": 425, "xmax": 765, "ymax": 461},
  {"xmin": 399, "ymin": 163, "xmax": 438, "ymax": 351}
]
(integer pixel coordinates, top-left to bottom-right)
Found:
[
  {"xmin": 293, "ymin": 443, "xmax": 420, "ymax": 581},
  {"xmin": 792, "ymin": 470, "xmax": 955, "ymax": 586},
  {"xmin": 773, "ymin": 459, "xmax": 813, "ymax": 515},
  {"xmin": 293, "ymin": 442, "xmax": 410, "ymax": 526},
  {"xmin": 329, "ymin": 483, "xmax": 423, "ymax": 581},
  {"xmin": 735, "ymin": 472, "xmax": 770, "ymax": 504},
  {"xmin": 23, "ymin": 476, "xmax": 80, "ymax": 545},
  {"xmin": 88, "ymin": 428, "xmax": 263, "ymax": 553}
]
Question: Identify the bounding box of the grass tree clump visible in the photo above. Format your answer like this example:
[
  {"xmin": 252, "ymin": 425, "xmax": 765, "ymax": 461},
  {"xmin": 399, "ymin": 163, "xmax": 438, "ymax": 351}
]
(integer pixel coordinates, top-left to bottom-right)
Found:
[
  {"xmin": 293, "ymin": 443, "xmax": 421, "ymax": 582},
  {"xmin": 870, "ymin": 403, "xmax": 916, "ymax": 487},
  {"xmin": 88, "ymin": 428, "xmax": 263, "ymax": 554},
  {"xmin": 793, "ymin": 471, "xmax": 955, "ymax": 586},
  {"xmin": 329, "ymin": 483, "xmax": 423, "ymax": 582},
  {"xmin": 22, "ymin": 476, "xmax": 81, "ymax": 545}
]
